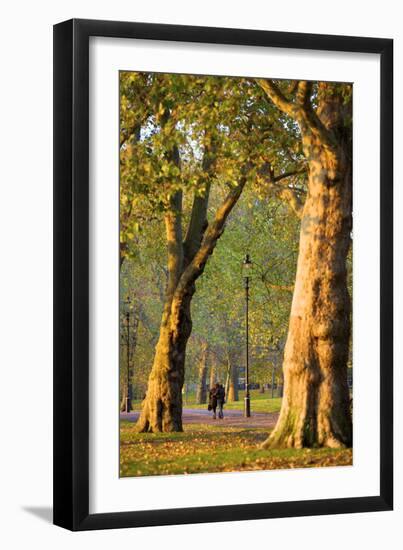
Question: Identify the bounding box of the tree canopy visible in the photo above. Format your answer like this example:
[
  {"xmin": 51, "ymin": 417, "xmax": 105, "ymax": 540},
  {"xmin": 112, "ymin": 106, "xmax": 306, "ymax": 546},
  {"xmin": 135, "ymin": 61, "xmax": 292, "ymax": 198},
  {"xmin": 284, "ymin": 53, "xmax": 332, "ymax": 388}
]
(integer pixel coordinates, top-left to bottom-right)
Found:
[{"xmin": 119, "ymin": 71, "xmax": 352, "ymax": 446}]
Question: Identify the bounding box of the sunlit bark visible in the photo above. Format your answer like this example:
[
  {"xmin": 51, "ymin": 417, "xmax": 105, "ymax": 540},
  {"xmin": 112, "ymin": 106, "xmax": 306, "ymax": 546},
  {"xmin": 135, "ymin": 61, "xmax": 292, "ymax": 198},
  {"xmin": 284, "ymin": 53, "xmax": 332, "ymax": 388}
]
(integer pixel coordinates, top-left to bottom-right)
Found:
[{"xmin": 258, "ymin": 81, "xmax": 352, "ymax": 448}]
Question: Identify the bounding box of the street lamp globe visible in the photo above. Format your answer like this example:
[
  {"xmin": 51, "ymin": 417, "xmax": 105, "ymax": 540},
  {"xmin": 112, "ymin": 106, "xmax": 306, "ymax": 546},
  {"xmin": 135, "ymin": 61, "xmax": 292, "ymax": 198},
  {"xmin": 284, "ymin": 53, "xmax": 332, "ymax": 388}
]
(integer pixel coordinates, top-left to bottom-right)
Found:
[{"xmin": 242, "ymin": 253, "xmax": 253, "ymax": 280}]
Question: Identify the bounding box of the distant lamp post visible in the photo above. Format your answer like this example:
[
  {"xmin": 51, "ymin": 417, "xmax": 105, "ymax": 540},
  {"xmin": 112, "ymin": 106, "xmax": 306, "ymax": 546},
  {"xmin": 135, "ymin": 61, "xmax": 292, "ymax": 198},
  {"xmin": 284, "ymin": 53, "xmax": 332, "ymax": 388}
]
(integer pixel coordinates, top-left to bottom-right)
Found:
[
  {"xmin": 123, "ymin": 296, "xmax": 132, "ymax": 413},
  {"xmin": 242, "ymin": 254, "xmax": 253, "ymax": 417}
]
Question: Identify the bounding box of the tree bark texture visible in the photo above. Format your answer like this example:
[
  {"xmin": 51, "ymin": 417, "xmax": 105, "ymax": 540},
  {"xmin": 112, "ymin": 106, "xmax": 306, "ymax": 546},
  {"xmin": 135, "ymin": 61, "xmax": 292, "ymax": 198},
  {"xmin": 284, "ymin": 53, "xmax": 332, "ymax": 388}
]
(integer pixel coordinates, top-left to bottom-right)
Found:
[{"xmin": 258, "ymin": 81, "xmax": 353, "ymax": 448}]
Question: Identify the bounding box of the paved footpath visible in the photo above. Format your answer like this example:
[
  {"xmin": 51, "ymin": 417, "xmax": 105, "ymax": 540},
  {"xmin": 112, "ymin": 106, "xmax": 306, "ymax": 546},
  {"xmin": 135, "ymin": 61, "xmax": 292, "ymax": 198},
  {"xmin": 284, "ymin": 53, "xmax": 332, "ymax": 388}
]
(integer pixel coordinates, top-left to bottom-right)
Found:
[{"xmin": 121, "ymin": 408, "xmax": 279, "ymax": 429}]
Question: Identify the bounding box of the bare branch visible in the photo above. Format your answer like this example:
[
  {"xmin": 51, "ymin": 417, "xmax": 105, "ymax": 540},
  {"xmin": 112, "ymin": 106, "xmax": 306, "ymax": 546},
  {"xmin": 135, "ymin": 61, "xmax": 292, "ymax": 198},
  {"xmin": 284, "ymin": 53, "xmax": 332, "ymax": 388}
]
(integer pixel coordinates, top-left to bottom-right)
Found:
[
  {"xmin": 264, "ymin": 280, "xmax": 294, "ymax": 292},
  {"xmin": 258, "ymin": 163, "xmax": 307, "ymax": 219},
  {"xmin": 274, "ymin": 168, "xmax": 307, "ymax": 183}
]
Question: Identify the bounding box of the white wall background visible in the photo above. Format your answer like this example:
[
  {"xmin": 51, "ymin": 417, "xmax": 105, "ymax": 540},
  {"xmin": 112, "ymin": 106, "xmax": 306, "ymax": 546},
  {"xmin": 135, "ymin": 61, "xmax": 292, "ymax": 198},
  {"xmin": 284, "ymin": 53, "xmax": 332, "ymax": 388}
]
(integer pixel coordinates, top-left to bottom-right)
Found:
[{"xmin": 0, "ymin": 0, "xmax": 400, "ymax": 547}]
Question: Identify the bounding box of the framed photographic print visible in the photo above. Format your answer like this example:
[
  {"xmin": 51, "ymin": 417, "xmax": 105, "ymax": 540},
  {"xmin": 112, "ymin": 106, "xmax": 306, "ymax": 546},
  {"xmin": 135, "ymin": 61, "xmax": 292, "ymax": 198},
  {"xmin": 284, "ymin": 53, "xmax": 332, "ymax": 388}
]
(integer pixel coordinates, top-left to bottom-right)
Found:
[{"xmin": 53, "ymin": 18, "xmax": 393, "ymax": 530}]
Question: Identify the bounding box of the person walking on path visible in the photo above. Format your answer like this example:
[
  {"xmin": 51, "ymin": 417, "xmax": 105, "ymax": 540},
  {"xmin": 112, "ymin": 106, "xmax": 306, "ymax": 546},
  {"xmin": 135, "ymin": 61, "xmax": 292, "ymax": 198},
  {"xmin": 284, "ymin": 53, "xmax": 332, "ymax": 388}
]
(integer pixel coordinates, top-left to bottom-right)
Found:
[
  {"xmin": 208, "ymin": 384, "xmax": 218, "ymax": 419},
  {"xmin": 216, "ymin": 383, "xmax": 226, "ymax": 419},
  {"xmin": 209, "ymin": 382, "xmax": 226, "ymax": 419}
]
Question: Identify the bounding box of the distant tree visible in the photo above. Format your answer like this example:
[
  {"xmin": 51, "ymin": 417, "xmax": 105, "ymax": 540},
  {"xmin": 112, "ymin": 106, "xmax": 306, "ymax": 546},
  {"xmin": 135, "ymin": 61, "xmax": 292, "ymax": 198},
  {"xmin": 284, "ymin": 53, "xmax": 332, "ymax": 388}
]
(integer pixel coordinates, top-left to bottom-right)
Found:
[{"xmin": 195, "ymin": 340, "xmax": 209, "ymax": 404}]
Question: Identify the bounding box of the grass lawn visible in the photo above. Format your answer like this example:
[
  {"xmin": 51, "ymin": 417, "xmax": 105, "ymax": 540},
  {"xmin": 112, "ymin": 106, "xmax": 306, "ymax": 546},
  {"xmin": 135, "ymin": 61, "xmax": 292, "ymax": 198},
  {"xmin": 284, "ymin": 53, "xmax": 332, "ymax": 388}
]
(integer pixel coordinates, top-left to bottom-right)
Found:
[
  {"xmin": 120, "ymin": 420, "xmax": 353, "ymax": 477},
  {"xmin": 130, "ymin": 390, "xmax": 283, "ymax": 414}
]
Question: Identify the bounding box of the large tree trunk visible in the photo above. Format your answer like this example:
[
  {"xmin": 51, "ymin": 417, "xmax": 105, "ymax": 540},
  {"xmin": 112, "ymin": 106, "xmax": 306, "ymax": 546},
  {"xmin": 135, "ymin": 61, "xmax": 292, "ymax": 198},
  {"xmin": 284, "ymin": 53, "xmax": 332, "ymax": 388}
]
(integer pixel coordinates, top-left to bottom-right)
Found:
[
  {"xmin": 259, "ymin": 81, "xmax": 353, "ymax": 449},
  {"xmin": 136, "ymin": 288, "xmax": 194, "ymax": 432},
  {"xmin": 196, "ymin": 342, "xmax": 209, "ymax": 404},
  {"xmin": 264, "ymin": 145, "xmax": 352, "ymax": 447}
]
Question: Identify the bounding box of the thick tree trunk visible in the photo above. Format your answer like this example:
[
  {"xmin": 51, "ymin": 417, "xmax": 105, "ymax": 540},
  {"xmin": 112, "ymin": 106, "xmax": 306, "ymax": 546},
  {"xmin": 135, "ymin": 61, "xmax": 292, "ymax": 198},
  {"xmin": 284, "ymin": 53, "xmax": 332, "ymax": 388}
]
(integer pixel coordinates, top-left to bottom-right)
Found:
[
  {"xmin": 135, "ymin": 290, "xmax": 193, "ymax": 432},
  {"xmin": 195, "ymin": 342, "xmax": 209, "ymax": 404},
  {"xmin": 257, "ymin": 80, "xmax": 353, "ymax": 449},
  {"xmin": 263, "ymin": 136, "xmax": 352, "ymax": 448}
]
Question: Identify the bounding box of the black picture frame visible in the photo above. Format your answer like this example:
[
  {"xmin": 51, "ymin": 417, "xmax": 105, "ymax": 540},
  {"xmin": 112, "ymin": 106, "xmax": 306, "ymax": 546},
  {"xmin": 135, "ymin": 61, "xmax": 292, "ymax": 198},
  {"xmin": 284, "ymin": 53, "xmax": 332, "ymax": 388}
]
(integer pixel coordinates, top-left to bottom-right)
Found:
[{"xmin": 53, "ymin": 18, "xmax": 393, "ymax": 531}]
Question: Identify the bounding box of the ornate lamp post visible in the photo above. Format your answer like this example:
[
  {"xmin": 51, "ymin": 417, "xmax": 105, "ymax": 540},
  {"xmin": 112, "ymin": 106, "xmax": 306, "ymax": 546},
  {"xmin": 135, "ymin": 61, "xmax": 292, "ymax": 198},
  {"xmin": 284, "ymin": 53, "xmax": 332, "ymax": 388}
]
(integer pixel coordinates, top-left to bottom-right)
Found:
[
  {"xmin": 123, "ymin": 296, "xmax": 132, "ymax": 413},
  {"xmin": 242, "ymin": 254, "xmax": 253, "ymax": 417}
]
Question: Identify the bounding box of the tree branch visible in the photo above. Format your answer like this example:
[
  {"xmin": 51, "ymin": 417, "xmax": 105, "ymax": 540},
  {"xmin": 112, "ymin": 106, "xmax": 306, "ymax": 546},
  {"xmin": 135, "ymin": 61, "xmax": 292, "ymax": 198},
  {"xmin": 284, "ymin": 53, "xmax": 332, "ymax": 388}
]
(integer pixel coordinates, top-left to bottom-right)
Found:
[
  {"xmin": 286, "ymin": 80, "xmax": 299, "ymax": 96},
  {"xmin": 295, "ymin": 80, "xmax": 312, "ymax": 107},
  {"xmin": 260, "ymin": 273, "xmax": 294, "ymax": 297},
  {"xmin": 164, "ymin": 189, "xmax": 184, "ymax": 300},
  {"xmin": 183, "ymin": 142, "xmax": 216, "ymax": 263},
  {"xmin": 277, "ymin": 186, "xmax": 305, "ymax": 219},
  {"xmin": 264, "ymin": 280, "xmax": 294, "ymax": 292},
  {"xmin": 273, "ymin": 168, "xmax": 307, "ymax": 183},
  {"xmin": 259, "ymin": 163, "xmax": 307, "ymax": 219},
  {"xmin": 120, "ymin": 121, "xmax": 143, "ymax": 148},
  {"xmin": 256, "ymin": 79, "xmax": 299, "ymax": 118},
  {"xmin": 257, "ymin": 79, "xmax": 337, "ymax": 154},
  {"xmin": 164, "ymin": 142, "xmax": 184, "ymax": 301},
  {"xmin": 176, "ymin": 174, "xmax": 248, "ymax": 297}
]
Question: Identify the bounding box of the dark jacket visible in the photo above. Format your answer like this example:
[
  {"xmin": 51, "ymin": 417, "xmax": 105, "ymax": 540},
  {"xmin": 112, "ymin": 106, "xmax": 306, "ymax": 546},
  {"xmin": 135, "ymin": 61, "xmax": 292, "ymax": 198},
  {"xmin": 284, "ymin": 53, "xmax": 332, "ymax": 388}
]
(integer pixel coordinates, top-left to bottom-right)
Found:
[
  {"xmin": 208, "ymin": 388, "xmax": 218, "ymax": 408},
  {"xmin": 216, "ymin": 385, "xmax": 225, "ymax": 403}
]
